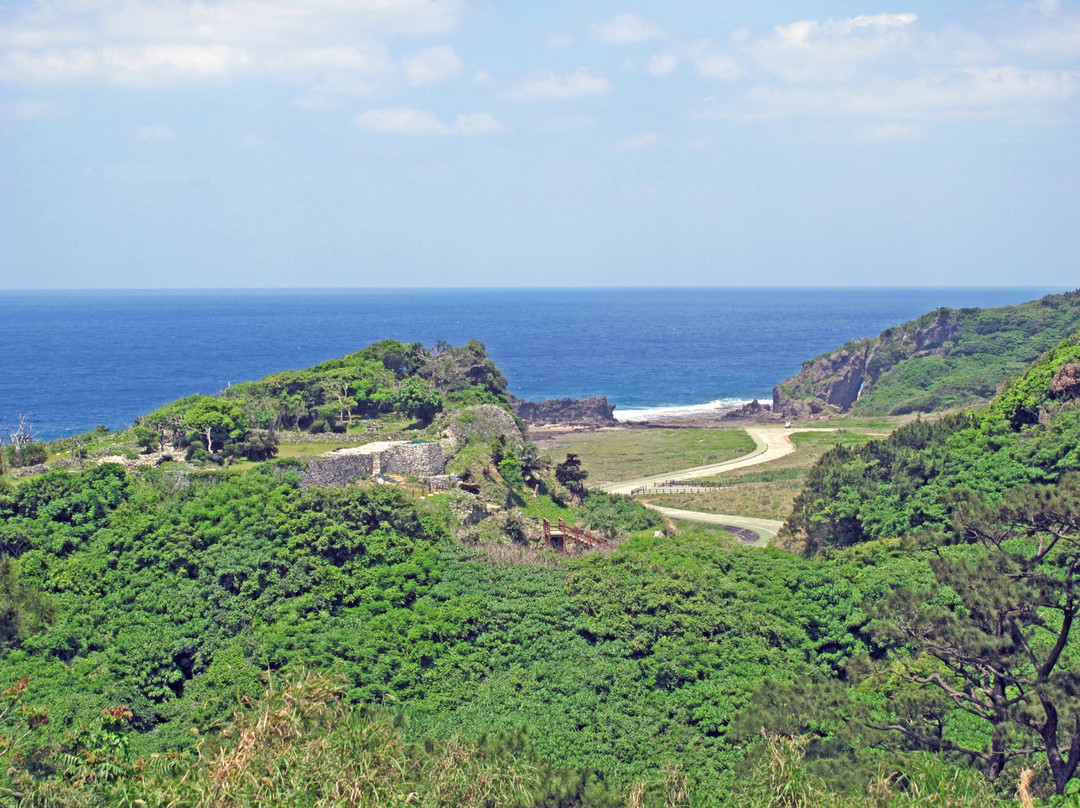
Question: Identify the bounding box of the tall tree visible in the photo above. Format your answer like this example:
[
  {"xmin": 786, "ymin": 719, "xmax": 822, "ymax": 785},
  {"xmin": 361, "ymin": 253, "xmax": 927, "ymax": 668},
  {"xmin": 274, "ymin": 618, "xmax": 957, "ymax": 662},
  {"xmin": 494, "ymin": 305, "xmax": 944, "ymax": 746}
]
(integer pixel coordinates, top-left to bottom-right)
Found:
[
  {"xmin": 871, "ymin": 476, "xmax": 1080, "ymax": 791},
  {"xmin": 180, "ymin": 396, "xmax": 249, "ymax": 454},
  {"xmin": 555, "ymin": 454, "xmax": 588, "ymax": 502}
]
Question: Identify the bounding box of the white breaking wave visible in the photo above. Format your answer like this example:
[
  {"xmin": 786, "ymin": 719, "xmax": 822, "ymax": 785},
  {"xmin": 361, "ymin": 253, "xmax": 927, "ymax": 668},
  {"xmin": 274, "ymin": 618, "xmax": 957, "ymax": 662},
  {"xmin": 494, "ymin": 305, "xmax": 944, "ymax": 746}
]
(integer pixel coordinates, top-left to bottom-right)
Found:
[{"xmin": 613, "ymin": 398, "xmax": 756, "ymax": 422}]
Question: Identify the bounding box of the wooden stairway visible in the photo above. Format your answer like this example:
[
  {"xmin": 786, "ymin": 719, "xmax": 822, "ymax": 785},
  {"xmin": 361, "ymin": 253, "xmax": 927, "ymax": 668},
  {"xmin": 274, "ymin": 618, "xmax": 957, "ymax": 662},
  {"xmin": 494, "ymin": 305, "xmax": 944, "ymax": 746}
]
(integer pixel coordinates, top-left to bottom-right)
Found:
[{"xmin": 541, "ymin": 518, "xmax": 613, "ymax": 553}]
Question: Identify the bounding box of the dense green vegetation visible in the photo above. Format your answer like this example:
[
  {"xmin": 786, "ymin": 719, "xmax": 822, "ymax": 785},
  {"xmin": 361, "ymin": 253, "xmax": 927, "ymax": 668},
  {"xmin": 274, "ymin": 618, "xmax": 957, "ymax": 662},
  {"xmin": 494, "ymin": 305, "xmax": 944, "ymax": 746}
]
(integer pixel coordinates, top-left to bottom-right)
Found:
[
  {"xmin": 786, "ymin": 332, "xmax": 1080, "ymax": 550},
  {"xmin": 6, "ymin": 337, "xmax": 1080, "ymax": 804},
  {"xmin": 1, "ymin": 455, "xmax": 1051, "ymax": 805},
  {"xmin": 132, "ymin": 339, "xmax": 508, "ymax": 464},
  {"xmin": 758, "ymin": 331, "xmax": 1080, "ymax": 800},
  {"xmin": 0, "ymin": 461, "xmax": 857, "ymax": 804}
]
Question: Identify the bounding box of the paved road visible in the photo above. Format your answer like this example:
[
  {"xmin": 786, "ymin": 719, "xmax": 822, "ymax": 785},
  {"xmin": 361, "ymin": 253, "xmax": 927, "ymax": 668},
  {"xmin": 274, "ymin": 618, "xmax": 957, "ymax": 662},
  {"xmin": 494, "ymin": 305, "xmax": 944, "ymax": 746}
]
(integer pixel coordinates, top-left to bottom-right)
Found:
[
  {"xmin": 601, "ymin": 427, "xmax": 836, "ymax": 543},
  {"xmin": 650, "ymin": 506, "xmax": 784, "ymax": 545}
]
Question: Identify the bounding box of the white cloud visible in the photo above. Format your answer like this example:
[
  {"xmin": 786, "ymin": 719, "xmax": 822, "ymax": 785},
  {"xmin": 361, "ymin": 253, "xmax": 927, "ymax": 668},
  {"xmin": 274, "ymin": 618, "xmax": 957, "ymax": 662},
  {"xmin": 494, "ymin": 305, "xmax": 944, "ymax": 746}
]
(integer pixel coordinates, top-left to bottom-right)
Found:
[
  {"xmin": 0, "ymin": 0, "xmax": 460, "ymax": 86},
  {"xmin": 133, "ymin": 124, "xmax": 175, "ymax": 142},
  {"xmin": 355, "ymin": 106, "xmax": 500, "ymax": 135},
  {"xmin": 683, "ymin": 7, "xmax": 1080, "ymax": 131},
  {"xmin": 617, "ymin": 131, "xmax": 660, "ymax": 149},
  {"xmin": 401, "ymin": 45, "xmax": 460, "ymax": 86},
  {"xmin": 854, "ymin": 122, "xmax": 924, "ymax": 142},
  {"xmin": 646, "ymin": 52, "xmax": 679, "ymax": 77},
  {"xmin": 6, "ymin": 98, "xmax": 62, "ymax": 119},
  {"xmin": 695, "ymin": 52, "xmax": 743, "ymax": 81},
  {"xmin": 546, "ymin": 33, "xmax": 573, "ymax": 49},
  {"xmin": 690, "ymin": 40, "xmax": 744, "ymax": 80},
  {"xmin": 997, "ymin": 8, "xmax": 1080, "ymax": 62},
  {"xmin": 753, "ymin": 13, "xmax": 919, "ymax": 82},
  {"xmin": 593, "ymin": 13, "xmax": 665, "ymax": 45},
  {"xmin": 509, "ymin": 69, "xmax": 610, "ymax": 100},
  {"xmin": 708, "ymin": 65, "xmax": 1077, "ymax": 123}
]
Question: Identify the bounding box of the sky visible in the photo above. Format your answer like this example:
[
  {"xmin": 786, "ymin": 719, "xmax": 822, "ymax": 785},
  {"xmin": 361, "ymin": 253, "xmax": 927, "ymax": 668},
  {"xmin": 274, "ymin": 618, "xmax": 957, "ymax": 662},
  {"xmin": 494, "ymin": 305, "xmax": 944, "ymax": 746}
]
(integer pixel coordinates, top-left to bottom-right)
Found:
[{"xmin": 0, "ymin": 0, "xmax": 1077, "ymax": 289}]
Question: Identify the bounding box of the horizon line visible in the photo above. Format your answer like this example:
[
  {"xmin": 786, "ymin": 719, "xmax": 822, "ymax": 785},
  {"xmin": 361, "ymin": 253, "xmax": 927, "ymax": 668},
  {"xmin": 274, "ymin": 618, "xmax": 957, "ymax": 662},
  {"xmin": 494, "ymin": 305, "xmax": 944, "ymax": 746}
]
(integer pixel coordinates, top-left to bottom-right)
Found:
[{"xmin": 0, "ymin": 284, "xmax": 1073, "ymax": 294}]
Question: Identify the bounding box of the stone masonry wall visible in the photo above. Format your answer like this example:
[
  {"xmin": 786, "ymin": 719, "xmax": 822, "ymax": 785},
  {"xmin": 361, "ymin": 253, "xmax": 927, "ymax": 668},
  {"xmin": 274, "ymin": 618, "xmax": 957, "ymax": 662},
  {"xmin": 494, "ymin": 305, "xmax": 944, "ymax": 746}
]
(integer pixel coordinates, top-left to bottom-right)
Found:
[
  {"xmin": 298, "ymin": 454, "xmax": 374, "ymax": 488},
  {"xmin": 297, "ymin": 442, "xmax": 446, "ymax": 488},
  {"xmin": 381, "ymin": 442, "xmax": 447, "ymax": 477}
]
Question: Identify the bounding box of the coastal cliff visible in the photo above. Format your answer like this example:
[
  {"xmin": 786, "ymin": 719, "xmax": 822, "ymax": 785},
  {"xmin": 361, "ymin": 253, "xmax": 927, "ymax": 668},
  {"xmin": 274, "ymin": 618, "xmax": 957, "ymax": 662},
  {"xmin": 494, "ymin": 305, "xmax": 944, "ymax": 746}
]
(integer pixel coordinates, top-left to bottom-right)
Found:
[{"xmin": 773, "ymin": 290, "xmax": 1080, "ymax": 417}]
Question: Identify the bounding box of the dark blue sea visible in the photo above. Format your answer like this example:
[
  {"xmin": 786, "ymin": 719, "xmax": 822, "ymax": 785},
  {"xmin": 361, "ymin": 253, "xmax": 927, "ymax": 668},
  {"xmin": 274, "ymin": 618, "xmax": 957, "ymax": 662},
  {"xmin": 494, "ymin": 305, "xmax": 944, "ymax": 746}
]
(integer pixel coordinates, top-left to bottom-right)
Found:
[{"xmin": 0, "ymin": 287, "xmax": 1068, "ymax": 441}]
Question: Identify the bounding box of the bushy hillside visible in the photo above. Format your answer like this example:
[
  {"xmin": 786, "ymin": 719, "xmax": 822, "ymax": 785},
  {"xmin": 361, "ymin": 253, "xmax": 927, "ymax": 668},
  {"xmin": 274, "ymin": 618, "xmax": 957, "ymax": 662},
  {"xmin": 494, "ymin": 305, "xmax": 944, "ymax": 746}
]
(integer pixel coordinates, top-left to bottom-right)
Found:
[
  {"xmin": 0, "ymin": 459, "xmax": 879, "ymax": 804},
  {"xmin": 7, "ymin": 339, "xmax": 1080, "ymax": 804},
  {"xmin": 785, "ymin": 330, "xmax": 1080, "ymax": 550},
  {"xmin": 131, "ymin": 339, "xmax": 508, "ymax": 463},
  {"xmin": 767, "ymin": 332, "xmax": 1080, "ymax": 800},
  {"xmin": 773, "ymin": 289, "xmax": 1080, "ymax": 418}
]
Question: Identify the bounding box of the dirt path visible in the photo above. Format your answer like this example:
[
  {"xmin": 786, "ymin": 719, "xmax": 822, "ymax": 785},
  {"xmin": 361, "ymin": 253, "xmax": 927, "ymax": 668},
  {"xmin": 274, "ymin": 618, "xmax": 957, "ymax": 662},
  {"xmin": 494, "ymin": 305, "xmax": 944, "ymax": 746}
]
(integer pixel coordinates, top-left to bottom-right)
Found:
[{"xmin": 601, "ymin": 427, "xmax": 836, "ymax": 543}]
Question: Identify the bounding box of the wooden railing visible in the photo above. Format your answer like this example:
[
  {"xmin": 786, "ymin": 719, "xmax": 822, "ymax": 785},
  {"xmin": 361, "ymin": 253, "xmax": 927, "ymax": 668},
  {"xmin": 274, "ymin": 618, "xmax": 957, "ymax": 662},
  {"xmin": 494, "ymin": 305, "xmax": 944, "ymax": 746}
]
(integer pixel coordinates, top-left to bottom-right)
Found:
[
  {"xmin": 541, "ymin": 518, "xmax": 613, "ymax": 553},
  {"xmin": 629, "ymin": 480, "xmax": 724, "ymax": 496}
]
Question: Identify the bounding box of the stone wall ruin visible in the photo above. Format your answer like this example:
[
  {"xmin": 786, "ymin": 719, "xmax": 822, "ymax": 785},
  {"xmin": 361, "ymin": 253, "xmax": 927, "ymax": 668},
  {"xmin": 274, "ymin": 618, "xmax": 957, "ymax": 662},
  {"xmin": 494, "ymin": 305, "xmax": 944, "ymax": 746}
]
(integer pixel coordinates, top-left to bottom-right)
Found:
[{"xmin": 297, "ymin": 440, "xmax": 447, "ymax": 488}]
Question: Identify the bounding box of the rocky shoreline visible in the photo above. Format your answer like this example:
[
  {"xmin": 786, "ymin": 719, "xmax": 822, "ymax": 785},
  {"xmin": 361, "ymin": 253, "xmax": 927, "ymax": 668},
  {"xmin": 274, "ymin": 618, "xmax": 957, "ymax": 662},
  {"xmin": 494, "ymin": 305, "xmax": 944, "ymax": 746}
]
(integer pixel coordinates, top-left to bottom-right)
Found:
[{"xmin": 516, "ymin": 395, "xmax": 782, "ymax": 443}]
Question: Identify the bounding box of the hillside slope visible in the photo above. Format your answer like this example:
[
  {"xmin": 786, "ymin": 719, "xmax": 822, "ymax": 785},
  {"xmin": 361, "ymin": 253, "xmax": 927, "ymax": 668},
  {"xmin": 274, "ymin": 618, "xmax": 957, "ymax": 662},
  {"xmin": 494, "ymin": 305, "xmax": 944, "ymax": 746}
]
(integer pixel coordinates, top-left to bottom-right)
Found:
[
  {"xmin": 785, "ymin": 328, "xmax": 1080, "ymax": 550},
  {"xmin": 773, "ymin": 289, "xmax": 1080, "ymax": 418}
]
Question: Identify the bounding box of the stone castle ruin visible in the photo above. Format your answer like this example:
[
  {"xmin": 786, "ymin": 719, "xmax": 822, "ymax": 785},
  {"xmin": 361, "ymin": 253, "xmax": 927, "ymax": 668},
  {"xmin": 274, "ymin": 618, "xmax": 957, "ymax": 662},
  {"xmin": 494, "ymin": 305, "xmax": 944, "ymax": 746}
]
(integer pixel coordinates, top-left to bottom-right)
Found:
[{"xmin": 298, "ymin": 440, "xmax": 450, "ymax": 489}]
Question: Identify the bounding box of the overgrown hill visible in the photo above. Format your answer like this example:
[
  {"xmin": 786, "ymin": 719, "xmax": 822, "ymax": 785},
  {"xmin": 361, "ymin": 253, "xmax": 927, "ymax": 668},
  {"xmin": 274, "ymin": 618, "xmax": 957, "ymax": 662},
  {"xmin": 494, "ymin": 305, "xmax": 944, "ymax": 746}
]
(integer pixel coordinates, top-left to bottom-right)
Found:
[
  {"xmin": 772, "ymin": 289, "xmax": 1080, "ymax": 418},
  {"xmin": 785, "ymin": 328, "xmax": 1080, "ymax": 551},
  {"xmin": 129, "ymin": 339, "xmax": 509, "ymax": 462},
  {"xmin": 7, "ymin": 338, "xmax": 1080, "ymax": 803}
]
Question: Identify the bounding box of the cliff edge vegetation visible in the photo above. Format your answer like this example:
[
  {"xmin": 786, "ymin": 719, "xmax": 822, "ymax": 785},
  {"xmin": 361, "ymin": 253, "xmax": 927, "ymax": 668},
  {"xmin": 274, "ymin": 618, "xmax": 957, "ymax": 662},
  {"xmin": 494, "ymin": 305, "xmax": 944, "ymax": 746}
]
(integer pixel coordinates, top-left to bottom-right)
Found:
[
  {"xmin": 773, "ymin": 289, "xmax": 1080, "ymax": 418},
  {"xmin": 785, "ymin": 328, "xmax": 1080, "ymax": 550}
]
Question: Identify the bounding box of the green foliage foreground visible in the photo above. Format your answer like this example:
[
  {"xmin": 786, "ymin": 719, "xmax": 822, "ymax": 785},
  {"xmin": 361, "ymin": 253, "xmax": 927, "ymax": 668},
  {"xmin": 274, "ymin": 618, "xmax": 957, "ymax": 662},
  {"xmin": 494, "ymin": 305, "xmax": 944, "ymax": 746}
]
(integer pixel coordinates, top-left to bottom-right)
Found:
[
  {"xmin": 1, "ymin": 457, "xmax": 1074, "ymax": 803},
  {"xmin": 0, "ymin": 460, "xmax": 918, "ymax": 804},
  {"xmin": 787, "ymin": 331, "xmax": 1080, "ymax": 549},
  {"xmin": 9, "ymin": 332, "xmax": 1080, "ymax": 804}
]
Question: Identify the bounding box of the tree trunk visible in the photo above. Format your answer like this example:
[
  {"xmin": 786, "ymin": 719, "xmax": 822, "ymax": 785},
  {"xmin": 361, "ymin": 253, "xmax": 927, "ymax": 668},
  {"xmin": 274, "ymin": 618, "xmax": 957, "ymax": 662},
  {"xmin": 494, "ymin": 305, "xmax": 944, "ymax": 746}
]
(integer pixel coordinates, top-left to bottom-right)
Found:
[
  {"xmin": 988, "ymin": 743, "xmax": 1005, "ymax": 781},
  {"xmin": 1042, "ymin": 701, "xmax": 1080, "ymax": 793}
]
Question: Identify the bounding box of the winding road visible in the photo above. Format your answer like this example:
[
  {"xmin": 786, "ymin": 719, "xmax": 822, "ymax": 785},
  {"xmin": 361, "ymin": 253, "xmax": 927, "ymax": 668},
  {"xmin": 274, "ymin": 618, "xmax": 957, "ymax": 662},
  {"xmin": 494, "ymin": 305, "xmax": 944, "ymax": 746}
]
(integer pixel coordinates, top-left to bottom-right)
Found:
[{"xmin": 600, "ymin": 427, "xmax": 835, "ymax": 544}]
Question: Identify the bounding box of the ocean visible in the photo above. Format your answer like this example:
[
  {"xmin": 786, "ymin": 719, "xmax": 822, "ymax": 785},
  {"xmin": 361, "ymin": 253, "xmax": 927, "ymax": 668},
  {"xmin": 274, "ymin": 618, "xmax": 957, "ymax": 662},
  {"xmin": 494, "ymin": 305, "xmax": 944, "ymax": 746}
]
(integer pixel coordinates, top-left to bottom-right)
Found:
[{"xmin": 0, "ymin": 287, "xmax": 1067, "ymax": 441}]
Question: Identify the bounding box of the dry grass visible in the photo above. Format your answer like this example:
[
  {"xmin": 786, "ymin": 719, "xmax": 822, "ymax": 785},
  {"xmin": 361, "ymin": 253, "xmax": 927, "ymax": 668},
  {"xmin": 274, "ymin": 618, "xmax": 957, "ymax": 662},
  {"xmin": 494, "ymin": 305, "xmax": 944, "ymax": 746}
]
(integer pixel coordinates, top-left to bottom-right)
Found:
[
  {"xmin": 540, "ymin": 427, "xmax": 756, "ymax": 484},
  {"xmin": 645, "ymin": 479, "xmax": 803, "ymax": 520},
  {"xmin": 128, "ymin": 666, "xmax": 623, "ymax": 808},
  {"xmin": 643, "ymin": 429, "xmax": 887, "ymax": 520}
]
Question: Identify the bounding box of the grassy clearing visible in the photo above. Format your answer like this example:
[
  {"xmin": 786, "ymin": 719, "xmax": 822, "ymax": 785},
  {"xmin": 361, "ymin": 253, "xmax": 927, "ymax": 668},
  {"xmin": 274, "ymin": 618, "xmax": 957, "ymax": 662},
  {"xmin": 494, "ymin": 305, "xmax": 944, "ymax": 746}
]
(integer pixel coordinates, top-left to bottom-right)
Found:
[
  {"xmin": 645, "ymin": 428, "xmax": 887, "ymax": 520},
  {"xmin": 517, "ymin": 493, "xmax": 581, "ymax": 524},
  {"xmin": 274, "ymin": 441, "xmax": 354, "ymax": 459},
  {"xmin": 666, "ymin": 521, "xmax": 741, "ymax": 545},
  {"xmin": 644, "ymin": 480, "xmax": 803, "ymax": 521},
  {"xmin": 787, "ymin": 413, "xmax": 915, "ymax": 431},
  {"xmin": 540, "ymin": 427, "xmax": 757, "ymax": 484}
]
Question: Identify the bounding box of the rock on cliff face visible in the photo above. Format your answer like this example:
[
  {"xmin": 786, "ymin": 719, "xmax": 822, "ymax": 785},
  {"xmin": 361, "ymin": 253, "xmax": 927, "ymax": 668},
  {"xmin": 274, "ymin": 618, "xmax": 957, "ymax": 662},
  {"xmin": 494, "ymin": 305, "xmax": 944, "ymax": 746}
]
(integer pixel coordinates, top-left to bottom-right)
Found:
[
  {"xmin": 510, "ymin": 395, "xmax": 617, "ymax": 427},
  {"xmin": 1051, "ymin": 361, "xmax": 1080, "ymax": 399},
  {"xmin": 772, "ymin": 308, "xmax": 964, "ymax": 418}
]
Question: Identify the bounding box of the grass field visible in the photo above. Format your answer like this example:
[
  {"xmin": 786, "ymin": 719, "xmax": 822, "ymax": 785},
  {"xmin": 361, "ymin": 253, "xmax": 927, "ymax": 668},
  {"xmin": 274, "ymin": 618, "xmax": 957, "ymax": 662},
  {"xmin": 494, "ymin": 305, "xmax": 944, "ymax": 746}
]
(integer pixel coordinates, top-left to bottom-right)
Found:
[
  {"xmin": 642, "ymin": 429, "xmax": 884, "ymax": 520},
  {"xmin": 274, "ymin": 441, "xmax": 354, "ymax": 459},
  {"xmin": 540, "ymin": 427, "xmax": 757, "ymax": 484}
]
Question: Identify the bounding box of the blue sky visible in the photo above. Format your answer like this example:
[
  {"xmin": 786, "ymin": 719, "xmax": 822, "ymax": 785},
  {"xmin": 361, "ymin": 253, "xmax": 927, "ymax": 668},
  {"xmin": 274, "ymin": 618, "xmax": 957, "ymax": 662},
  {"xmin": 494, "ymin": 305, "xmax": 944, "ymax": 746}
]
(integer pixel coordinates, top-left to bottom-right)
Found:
[{"xmin": 0, "ymin": 0, "xmax": 1077, "ymax": 288}]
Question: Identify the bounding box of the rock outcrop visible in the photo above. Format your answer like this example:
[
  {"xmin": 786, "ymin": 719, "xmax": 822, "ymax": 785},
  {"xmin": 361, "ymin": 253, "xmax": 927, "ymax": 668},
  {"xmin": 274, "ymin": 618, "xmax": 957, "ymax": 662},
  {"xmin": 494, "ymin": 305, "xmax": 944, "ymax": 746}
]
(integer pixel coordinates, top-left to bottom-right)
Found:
[
  {"xmin": 510, "ymin": 395, "xmax": 616, "ymax": 427},
  {"xmin": 772, "ymin": 290, "xmax": 1080, "ymax": 418},
  {"xmin": 1050, "ymin": 361, "xmax": 1080, "ymax": 399},
  {"xmin": 772, "ymin": 307, "xmax": 965, "ymax": 418},
  {"xmin": 721, "ymin": 399, "xmax": 776, "ymax": 421},
  {"xmin": 441, "ymin": 404, "xmax": 525, "ymax": 455}
]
